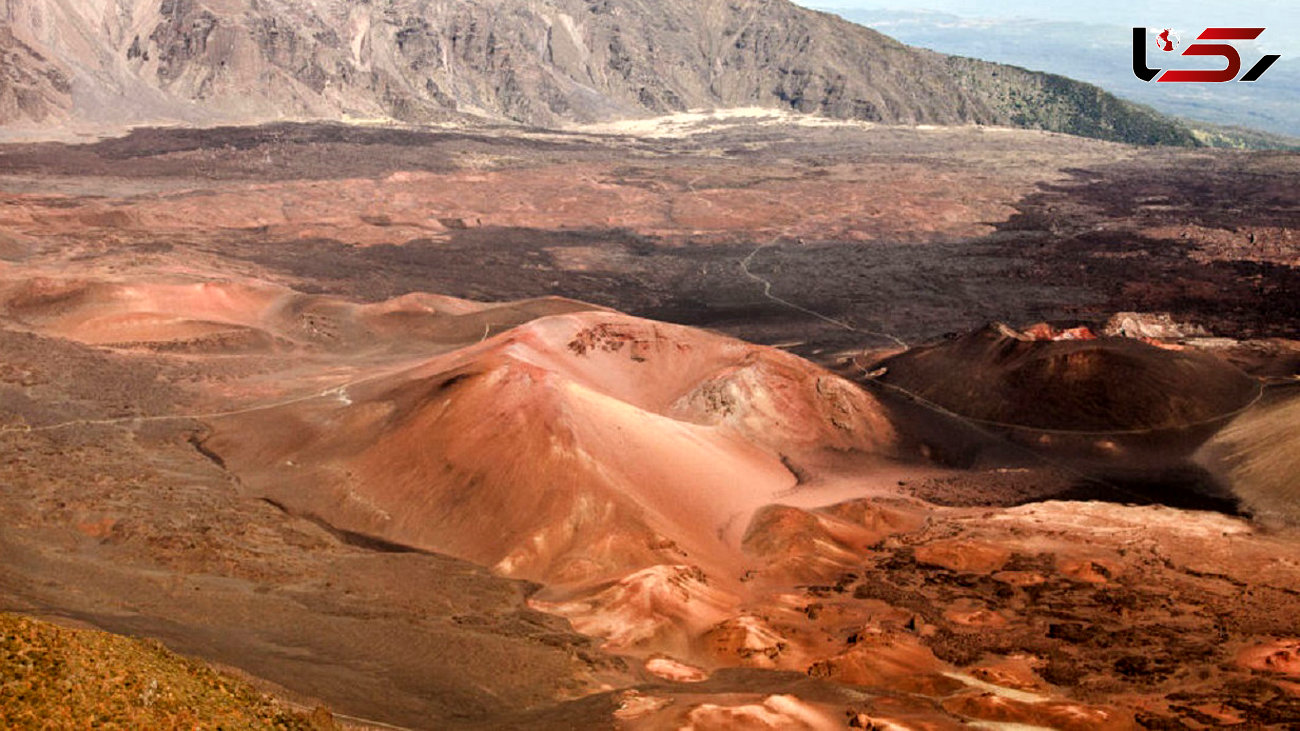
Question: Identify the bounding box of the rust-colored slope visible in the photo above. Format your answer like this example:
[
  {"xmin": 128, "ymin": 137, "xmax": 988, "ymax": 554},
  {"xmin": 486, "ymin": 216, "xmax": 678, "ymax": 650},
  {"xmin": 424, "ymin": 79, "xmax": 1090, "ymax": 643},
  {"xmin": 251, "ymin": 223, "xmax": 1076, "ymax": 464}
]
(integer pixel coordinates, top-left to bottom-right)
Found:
[
  {"xmin": 202, "ymin": 311, "xmax": 896, "ymax": 585},
  {"xmin": 0, "ymin": 275, "xmax": 599, "ymax": 351}
]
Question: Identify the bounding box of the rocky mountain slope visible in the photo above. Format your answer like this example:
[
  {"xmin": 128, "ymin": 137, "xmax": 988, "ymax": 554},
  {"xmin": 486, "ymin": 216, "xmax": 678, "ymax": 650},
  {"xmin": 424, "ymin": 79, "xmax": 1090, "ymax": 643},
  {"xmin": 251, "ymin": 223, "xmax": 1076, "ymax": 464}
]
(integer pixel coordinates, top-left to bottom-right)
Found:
[
  {"xmin": 1, "ymin": 0, "xmax": 1194, "ymax": 144},
  {"xmin": 0, "ymin": 23, "xmax": 70, "ymax": 123}
]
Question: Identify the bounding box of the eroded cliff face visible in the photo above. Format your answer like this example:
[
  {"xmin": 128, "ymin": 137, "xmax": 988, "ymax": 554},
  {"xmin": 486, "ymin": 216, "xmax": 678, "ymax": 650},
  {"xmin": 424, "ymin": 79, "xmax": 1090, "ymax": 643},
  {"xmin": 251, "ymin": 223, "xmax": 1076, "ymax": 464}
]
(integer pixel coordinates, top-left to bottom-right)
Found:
[
  {"xmin": 0, "ymin": 23, "xmax": 71, "ymax": 124},
  {"xmin": 0, "ymin": 0, "xmax": 1194, "ymax": 144}
]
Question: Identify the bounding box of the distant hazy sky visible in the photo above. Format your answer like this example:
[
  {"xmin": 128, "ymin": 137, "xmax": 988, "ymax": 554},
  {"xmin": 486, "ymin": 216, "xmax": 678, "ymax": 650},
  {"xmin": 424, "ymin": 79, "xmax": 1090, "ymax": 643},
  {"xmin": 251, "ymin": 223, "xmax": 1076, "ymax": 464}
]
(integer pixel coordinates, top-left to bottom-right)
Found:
[
  {"xmin": 794, "ymin": 1, "xmax": 1299, "ymax": 136},
  {"xmin": 798, "ymin": 1, "xmax": 1300, "ymax": 54}
]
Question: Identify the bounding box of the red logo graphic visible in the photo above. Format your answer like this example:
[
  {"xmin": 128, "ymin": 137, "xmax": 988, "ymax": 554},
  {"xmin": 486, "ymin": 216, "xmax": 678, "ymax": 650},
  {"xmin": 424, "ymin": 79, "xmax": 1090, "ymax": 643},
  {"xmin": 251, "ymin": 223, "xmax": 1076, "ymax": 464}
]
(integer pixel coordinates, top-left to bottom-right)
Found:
[
  {"xmin": 1155, "ymin": 29, "xmax": 1179, "ymax": 52},
  {"xmin": 1132, "ymin": 27, "xmax": 1281, "ymax": 83}
]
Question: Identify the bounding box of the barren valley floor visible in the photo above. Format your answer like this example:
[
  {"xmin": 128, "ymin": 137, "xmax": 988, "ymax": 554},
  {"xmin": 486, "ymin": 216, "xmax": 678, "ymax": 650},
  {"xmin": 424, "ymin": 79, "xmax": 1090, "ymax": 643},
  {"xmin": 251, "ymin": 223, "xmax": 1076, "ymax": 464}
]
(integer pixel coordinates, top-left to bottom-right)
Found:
[{"xmin": 1, "ymin": 119, "xmax": 1298, "ymax": 729}]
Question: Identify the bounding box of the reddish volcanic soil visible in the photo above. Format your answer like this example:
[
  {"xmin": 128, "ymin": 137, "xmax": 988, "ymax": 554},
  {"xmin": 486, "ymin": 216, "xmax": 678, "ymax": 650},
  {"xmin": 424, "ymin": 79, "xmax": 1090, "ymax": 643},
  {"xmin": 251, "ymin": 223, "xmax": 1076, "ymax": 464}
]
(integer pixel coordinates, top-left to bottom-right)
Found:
[
  {"xmin": 200, "ymin": 310, "xmax": 898, "ymax": 587},
  {"xmin": 1, "ymin": 120, "xmax": 1299, "ymax": 729}
]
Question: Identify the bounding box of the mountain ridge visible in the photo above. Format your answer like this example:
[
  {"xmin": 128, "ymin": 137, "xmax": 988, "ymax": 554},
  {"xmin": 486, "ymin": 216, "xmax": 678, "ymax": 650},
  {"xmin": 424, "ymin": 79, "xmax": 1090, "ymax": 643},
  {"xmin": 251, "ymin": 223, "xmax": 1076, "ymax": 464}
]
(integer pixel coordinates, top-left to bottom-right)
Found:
[{"xmin": 1, "ymin": 0, "xmax": 1195, "ymax": 145}]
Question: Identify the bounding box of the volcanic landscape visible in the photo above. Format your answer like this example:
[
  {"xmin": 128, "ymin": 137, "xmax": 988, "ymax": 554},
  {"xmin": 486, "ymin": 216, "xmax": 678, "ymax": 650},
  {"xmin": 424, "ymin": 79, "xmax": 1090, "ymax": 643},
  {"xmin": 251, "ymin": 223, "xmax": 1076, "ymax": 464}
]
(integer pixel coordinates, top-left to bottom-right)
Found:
[{"xmin": 1, "ymin": 112, "xmax": 1299, "ymax": 729}]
